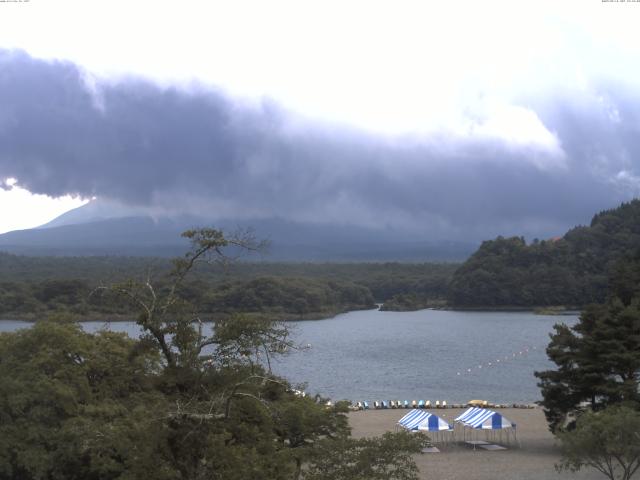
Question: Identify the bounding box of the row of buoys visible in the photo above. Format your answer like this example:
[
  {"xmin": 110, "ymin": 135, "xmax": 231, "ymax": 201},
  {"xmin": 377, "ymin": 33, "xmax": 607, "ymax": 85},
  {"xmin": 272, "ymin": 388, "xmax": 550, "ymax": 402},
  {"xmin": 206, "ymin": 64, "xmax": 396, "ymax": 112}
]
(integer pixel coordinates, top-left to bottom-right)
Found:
[{"xmin": 456, "ymin": 346, "xmax": 539, "ymax": 376}]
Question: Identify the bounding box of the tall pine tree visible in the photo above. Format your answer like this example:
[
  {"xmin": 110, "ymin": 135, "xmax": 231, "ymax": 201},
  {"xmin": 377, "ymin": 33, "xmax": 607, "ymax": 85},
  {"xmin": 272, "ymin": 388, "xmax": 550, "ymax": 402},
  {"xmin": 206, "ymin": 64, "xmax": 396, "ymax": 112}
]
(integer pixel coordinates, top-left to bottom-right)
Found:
[{"xmin": 536, "ymin": 253, "xmax": 640, "ymax": 432}]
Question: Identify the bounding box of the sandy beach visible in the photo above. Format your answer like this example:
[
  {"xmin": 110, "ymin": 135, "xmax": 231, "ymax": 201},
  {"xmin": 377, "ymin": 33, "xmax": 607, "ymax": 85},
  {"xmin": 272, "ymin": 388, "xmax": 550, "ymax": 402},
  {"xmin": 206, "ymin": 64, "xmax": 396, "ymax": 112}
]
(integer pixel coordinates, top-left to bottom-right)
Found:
[{"xmin": 349, "ymin": 407, "xmax": 604, "ymax": 480}]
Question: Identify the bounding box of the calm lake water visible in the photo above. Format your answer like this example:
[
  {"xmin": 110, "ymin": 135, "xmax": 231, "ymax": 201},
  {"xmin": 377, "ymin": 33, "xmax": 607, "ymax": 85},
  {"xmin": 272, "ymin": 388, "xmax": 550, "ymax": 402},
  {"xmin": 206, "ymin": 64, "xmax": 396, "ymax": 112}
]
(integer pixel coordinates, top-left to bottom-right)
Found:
[{"xmin": 1, "ymin": 309, "xmax": 577, "ymax": 404}]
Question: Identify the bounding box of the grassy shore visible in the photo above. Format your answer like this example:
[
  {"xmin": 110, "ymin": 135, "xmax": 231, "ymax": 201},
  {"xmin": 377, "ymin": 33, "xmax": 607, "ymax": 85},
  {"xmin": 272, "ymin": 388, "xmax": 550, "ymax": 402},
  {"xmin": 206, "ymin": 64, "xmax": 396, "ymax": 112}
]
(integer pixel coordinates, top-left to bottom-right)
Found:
[{"xmin": 349, "ymin": 407, "xmax": 603, "ymax": 480}]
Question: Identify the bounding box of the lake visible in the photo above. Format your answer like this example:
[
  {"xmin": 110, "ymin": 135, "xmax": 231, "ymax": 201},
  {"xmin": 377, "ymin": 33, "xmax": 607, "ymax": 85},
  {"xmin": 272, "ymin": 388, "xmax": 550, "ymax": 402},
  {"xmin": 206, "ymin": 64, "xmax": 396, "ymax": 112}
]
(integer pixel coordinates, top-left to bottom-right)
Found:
[{"xmin": 0, "ymin": 309, "xmax": 577, "ymax": 404}]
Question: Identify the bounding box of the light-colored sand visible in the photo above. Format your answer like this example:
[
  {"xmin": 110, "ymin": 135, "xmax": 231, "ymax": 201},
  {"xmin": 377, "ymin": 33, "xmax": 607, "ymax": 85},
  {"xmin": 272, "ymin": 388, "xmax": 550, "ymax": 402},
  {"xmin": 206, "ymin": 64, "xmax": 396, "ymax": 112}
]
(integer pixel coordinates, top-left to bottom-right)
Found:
[{"xmin": 349, "ymin": 408, "xmax": 604, "ymax": 480}]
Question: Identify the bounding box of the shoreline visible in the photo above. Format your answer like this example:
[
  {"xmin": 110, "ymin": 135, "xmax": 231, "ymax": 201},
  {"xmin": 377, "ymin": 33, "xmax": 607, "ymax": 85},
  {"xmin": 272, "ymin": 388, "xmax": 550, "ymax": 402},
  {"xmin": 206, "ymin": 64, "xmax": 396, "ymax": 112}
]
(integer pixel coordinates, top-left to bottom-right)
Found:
[
  {"xmin": 420, "ymin": 305, "xmax": 582, "ymax": 315},
  {"xmin": 0, "ymin": 308, "xmax": 374, "ymax": 323},
  {"xmin": 0, "ymin": 304, "xmax": 581, "ymax": 323}
]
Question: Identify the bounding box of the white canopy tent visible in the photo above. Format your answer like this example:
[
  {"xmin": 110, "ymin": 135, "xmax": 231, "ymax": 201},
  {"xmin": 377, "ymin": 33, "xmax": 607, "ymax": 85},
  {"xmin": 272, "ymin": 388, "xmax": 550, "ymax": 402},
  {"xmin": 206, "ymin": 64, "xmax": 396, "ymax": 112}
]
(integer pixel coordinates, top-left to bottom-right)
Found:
[
  {"xmin": 454, "ymin": 407, "xmax": 518, "ymax": 446},
  {"xmin": 397, "ymin": 409, "xmax": 454, "ymax": 444}
]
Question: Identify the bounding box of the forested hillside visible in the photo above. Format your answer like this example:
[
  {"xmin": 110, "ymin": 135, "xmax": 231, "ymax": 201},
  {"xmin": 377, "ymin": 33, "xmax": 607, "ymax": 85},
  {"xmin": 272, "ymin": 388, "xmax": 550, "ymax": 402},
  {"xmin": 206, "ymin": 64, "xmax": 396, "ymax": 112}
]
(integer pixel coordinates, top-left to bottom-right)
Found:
[{"xmin": 448, "ymin": 200, "xmax": 640, "ymax": 307}]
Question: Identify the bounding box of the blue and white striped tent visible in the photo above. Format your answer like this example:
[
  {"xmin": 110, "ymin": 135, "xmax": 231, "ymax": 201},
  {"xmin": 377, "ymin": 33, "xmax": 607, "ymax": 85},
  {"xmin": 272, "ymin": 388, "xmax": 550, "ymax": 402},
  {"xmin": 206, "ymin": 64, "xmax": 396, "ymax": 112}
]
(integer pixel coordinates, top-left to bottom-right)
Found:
[
  {"xmin": 397, "ymin": 409, "xmax": 452, "ymax": 432},
  {"xmin": 398, "ymin": 409, "xmax": 453, "ymax": 444},
  {"xmin": 455, "ymin": 407, "xmax": 515, "ymax": 430},
  {"xmin": 455, "ymin": 407, "xmax": 483, "ymax": 423},
  {"xmin": 454, "ymin": 407, "xmax": 517, "ymax": 445}
]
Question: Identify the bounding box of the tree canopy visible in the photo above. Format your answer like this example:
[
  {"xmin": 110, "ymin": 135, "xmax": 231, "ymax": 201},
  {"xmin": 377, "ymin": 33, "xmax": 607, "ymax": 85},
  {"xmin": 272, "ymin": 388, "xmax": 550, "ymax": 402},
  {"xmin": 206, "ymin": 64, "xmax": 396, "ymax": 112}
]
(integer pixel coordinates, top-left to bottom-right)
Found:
[
  {"xmin": 556, "ymin": 406, "xmax": 640, "ymax": 480},
  {"xmin": 536, "ymin": 251, "xmax": 640, "ymax": 479},
  {"xmin": 535, "ymin": 252, "xmax": 640, "ymax": 432},
  {"xmin": 0, "ymin": 228, "xmax": 428, "ymax": 480},
  {"xmin": 0, "ymin": 254, "xmax": 455, "ymax": 320},
  {"xmin": 449, "ymin": 200, "xmax": 640, "ymax": 307},
  {"xmin": 535, "ymin": 298, "xmax": 640, "ymax": 432}
]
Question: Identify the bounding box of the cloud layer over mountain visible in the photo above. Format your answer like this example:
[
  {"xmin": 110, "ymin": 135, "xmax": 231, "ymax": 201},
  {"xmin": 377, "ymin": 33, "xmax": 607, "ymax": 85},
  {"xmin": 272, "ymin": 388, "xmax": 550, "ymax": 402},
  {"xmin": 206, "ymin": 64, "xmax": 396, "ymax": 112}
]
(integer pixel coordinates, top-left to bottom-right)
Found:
[{"xmin": 1, "ymin": 49, "xmax": 639, "ymax": 241}]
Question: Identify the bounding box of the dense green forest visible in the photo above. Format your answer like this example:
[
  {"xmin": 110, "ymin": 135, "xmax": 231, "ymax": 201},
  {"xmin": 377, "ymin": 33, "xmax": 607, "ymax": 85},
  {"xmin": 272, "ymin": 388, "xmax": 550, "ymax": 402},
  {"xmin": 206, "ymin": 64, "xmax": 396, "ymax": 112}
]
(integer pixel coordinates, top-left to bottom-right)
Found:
[
  {"xmin": 0, "ymin": 275, "xmax": 376, "ymax": 321},
  {"xmin": 448, "ymin": 200, "xmax": 640, "ymax": 307},
  {"xmin": 0, "ymin": 229, "xmax": 428, "ymax": 480},
  {"xmin": 0, "ymin": 254, "xmax": 457, "ymax": 320}
]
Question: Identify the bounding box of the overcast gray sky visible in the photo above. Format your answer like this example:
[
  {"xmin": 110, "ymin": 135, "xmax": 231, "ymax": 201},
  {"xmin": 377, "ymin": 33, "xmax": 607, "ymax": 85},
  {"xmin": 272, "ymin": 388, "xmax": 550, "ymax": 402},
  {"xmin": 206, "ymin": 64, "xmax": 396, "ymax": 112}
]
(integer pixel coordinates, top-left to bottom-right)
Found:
[{"xmin": 0, "ymin": 0, "xmax": 639, "ymax": 240}]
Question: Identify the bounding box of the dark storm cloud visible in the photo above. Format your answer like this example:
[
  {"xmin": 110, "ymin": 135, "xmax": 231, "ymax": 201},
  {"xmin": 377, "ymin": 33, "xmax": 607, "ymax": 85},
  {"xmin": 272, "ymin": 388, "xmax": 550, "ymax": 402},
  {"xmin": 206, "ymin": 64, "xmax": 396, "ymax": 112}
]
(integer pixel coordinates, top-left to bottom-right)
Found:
[{"xmin": 0, "ymin": 49, "xmax": 638, "ymax": 241}]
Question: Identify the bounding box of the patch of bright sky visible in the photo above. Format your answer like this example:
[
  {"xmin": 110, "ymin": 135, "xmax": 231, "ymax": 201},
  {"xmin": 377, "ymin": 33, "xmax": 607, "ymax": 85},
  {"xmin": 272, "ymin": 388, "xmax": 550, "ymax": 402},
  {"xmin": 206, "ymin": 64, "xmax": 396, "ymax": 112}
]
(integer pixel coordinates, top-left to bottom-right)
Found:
[
  {"xmin": 0, "ymin": 0, "xmax": 638, "ymax": 232},
  {"xmin": 0, "ymin": 180, "xmax": 88, "ymax": 234}
]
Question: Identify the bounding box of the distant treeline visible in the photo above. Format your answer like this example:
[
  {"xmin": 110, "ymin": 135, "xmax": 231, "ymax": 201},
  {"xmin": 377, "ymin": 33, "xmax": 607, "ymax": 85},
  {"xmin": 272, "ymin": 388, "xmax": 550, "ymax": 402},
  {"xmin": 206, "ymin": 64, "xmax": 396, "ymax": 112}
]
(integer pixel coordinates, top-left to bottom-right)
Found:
[
  {"xmin": 0, "ymin": 257, "xmax": 457, "ymax": 320},
  {"xmin": 448, "ymin": 200, "xmax": 640, "ymax": 307}
]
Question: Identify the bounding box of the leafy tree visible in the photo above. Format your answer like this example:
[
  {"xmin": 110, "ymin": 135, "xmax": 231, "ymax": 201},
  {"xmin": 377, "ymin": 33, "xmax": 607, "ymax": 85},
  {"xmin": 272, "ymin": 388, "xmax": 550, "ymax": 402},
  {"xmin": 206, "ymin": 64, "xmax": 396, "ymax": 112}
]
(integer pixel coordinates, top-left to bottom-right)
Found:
[
  {"xmin": 303, "ymin": 431, "xmax": 429, "ymax": 480},
  {"xmin": 556, "ymin": 406, "xmax": 640, "ymax": 480},
  {"xmin": 272, "ymin": 396, "xmax": 351, "ymax": 480},
  {"xmin": 0, "ymin": 321, "xmax": 166, "ymax": 480},
  {"xmin": 0, "ymin": 227, "xmax": 428, "ymax": 479}
]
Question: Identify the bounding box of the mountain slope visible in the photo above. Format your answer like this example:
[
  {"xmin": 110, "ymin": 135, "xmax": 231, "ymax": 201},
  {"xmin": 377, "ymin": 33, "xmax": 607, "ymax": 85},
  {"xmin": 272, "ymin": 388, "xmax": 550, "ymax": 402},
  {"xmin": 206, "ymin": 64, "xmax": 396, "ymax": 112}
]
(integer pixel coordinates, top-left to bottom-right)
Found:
[
  {"xmin": 448, "ymin": 200, "xmax": 640, "ymax": 307},
  {"xmin": 0, "ymin": 202, "xmax": 476, "ymax": 261}
]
